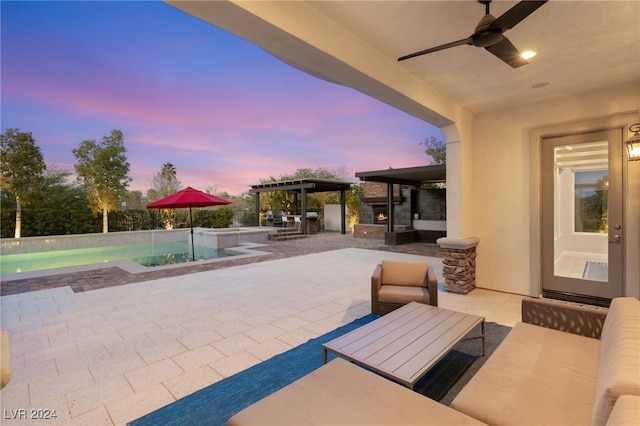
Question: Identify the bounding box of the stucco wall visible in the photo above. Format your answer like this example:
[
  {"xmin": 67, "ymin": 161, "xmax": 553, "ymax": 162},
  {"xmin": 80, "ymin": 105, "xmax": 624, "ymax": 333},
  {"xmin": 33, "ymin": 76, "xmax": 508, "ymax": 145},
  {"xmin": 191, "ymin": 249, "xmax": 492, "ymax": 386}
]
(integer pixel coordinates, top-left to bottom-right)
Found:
[
  {"xmin": 469, "ymin": 83, "xmax": 640, "ymax": 297},
  {"xmin": 324, "ymin": 204, "xmax": 347, "ymax": 232}
]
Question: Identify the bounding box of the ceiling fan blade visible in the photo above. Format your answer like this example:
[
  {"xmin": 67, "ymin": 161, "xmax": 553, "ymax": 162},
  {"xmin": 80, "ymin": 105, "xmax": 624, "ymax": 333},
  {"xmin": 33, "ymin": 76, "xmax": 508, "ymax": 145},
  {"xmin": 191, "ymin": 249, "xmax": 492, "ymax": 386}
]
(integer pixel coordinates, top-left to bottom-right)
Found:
[
  {"xmin": 398, "ymin": 37, "xmax": 473, "ymax": 61},
  {"xmin": 485, "ymin": 37, "xmax": 528, "ymax": 68},
  {"xmin": 490, "ymin": 0, "xmax": 547, "ymax": 31}
]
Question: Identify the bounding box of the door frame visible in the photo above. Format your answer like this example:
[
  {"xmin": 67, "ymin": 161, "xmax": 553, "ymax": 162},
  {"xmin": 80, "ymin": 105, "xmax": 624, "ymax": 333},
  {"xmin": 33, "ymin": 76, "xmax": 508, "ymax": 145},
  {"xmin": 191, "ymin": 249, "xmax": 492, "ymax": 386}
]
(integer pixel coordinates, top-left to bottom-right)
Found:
[
  {"xmin": 541, "ymin": 129, "xmax": 623, "ymax": 305},
  {"xmin": 528, "ymin": 113, "xmax": 638, "ymax": 301}
]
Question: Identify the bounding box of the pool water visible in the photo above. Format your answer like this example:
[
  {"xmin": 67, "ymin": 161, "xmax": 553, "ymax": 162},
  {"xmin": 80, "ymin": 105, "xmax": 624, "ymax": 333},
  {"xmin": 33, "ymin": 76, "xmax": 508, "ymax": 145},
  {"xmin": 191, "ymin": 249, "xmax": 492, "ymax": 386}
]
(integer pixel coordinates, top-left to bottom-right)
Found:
[{"xmin": 0, "ymin": 242, "xmax": 233, "ymax": 274}]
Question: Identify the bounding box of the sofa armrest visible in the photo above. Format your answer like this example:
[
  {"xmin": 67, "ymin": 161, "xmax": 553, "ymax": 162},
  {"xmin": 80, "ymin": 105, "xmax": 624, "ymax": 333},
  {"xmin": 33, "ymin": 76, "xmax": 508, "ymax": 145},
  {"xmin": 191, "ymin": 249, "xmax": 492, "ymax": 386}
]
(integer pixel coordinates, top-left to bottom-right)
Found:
[
  {"xmin": 1, "ymin": 331, "xmax": 11, "ymax": 389},
  {"xmin": 427, "ymin": 265, "xmax": 438, "ymax": 306},
  {"xmin": 521, "ymin": 298, "xmax": 607, "ymax": 338}
]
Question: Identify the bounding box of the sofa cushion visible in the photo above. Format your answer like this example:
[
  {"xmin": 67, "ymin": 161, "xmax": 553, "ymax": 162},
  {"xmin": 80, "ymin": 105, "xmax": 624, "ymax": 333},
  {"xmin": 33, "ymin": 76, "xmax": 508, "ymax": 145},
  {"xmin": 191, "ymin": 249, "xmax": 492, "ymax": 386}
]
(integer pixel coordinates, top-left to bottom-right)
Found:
[
  {"xmin": 605, "ymin": 395, "xmax": 640, "ymax": 426},
  {"xmin": 378, "ymin": 285, "xmax": 431, "ymax": 305},
  {"xmin": 381, "ymin": 260, "xmax": 428, "ymax": 287},
  {"xmin": 452, "ymin": 322, "xmax": 600, "ymax": 426},
  {"xmin": 0, "ymin": 331, "xmax": 10, "ymax": 389},
  {"xmin": 228, "ymin": 357, "xmax": 487, "ymax": 426},
  {"xmin": 592, "ymin": 297, "xmax": 640, "ymax": 426}
]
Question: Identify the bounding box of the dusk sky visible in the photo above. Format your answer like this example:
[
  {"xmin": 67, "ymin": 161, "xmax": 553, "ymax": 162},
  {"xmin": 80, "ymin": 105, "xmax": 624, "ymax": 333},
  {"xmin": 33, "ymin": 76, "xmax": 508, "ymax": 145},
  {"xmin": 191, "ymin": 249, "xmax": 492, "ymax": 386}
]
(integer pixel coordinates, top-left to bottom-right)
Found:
[{"xmin": 1, "ymin": 1, "xmax": 443, "ymax": 196}]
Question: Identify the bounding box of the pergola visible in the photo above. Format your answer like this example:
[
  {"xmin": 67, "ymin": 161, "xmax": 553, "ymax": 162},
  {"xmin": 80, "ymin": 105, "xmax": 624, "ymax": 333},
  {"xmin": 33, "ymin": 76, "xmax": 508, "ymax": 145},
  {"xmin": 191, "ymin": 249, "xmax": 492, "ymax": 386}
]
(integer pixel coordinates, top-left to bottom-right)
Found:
[
  {"xmin": 355, "ymin": 165, "xmax": 446, "ymax": 233},
  {"xmin": 250, "ymin": 179, "xmax": 353, "ymax": 234}
]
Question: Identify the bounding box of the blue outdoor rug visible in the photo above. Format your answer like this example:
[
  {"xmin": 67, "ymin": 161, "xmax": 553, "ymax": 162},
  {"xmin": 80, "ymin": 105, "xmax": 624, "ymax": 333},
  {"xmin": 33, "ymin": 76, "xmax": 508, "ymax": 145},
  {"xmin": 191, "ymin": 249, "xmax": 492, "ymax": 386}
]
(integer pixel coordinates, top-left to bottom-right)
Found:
[{"xmin": 130, "ymin": 315, "xmax": 511, "ymax": 426}]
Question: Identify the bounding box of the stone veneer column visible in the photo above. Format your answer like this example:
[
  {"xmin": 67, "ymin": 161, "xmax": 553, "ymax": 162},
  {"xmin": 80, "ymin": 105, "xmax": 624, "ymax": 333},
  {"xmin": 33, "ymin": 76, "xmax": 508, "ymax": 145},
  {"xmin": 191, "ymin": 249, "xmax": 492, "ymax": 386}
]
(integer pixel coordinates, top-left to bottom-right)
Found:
[{"xmin": 436, "ymin": 237, "xmax": 480, "ymax": 294}]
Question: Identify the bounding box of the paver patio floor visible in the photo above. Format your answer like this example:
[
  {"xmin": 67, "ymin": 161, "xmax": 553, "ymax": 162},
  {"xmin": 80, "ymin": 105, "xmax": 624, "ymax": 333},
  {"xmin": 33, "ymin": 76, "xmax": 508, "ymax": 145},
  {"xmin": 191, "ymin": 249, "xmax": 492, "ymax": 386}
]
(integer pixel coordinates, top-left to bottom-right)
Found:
[{"xmin": 0, "ymin": 232, "xmax": 521, "ymax": 425}]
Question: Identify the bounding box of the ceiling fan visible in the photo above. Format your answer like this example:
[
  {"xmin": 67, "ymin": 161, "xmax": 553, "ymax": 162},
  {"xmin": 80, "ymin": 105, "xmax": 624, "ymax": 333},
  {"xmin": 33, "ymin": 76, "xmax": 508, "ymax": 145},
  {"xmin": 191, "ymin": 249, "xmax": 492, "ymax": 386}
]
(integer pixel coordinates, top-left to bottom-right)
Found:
[{"xmin": 398, "ymin": 0, "xmax": 547, "ymax": 68}]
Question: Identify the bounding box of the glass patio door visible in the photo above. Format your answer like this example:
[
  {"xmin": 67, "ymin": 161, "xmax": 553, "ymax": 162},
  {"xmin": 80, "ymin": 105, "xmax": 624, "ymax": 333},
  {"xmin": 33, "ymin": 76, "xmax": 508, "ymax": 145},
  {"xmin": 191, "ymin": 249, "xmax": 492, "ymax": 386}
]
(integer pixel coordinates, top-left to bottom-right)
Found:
[{"xmin": 541, "ymin": 128, "xmax": 623, "ymax": 305}]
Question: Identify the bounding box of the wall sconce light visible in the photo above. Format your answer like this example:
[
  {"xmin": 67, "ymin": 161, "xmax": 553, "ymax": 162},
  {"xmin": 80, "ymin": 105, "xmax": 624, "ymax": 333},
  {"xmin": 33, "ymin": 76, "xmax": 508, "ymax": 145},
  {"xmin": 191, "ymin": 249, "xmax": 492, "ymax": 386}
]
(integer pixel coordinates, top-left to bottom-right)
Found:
[{"xmin": 626, "ymin": 123, "xmax": 640, "ymax": 161}]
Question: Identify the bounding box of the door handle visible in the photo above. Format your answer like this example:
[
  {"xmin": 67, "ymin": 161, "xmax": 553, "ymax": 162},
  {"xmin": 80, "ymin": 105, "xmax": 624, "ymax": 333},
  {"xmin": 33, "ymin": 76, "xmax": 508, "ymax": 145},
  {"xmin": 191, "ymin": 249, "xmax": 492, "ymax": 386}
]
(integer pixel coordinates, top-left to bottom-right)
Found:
[{"xmin": 610, "ymin": 225, "xmax": 622, "ymax": 243}]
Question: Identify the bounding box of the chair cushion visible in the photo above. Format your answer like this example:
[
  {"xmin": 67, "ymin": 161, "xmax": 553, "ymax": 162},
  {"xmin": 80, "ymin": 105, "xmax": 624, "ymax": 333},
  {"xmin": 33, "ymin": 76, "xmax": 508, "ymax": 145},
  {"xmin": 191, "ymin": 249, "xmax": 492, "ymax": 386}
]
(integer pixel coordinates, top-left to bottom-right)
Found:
[
  {"xmin": 378, "ymin": 285, "xmax": 431, "ymax": 305},
  {"xmin": 381, "ymin": 260, "xmax": 428, "ymax": 287},
  {"xmin": 592, "ymin": 297, "xmax": 640, "ymax": 426}
]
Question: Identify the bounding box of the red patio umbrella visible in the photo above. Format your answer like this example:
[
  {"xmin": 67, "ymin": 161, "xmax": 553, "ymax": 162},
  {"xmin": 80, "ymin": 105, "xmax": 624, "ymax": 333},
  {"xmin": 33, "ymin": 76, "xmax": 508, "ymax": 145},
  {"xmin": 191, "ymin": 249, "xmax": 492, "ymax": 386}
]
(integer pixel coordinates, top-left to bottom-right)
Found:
[{"xmin": 146, "ymin": 186, "xmax": 231, "ymax": 261}]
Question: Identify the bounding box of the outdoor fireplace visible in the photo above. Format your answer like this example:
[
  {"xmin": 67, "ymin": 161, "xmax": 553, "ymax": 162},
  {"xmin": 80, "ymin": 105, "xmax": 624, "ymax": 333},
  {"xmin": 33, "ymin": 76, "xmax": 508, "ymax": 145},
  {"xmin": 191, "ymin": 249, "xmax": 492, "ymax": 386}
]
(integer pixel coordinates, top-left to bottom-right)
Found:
[{"xmin": 372, "ymin": 205, "xmax": 388, "ymax": 225}]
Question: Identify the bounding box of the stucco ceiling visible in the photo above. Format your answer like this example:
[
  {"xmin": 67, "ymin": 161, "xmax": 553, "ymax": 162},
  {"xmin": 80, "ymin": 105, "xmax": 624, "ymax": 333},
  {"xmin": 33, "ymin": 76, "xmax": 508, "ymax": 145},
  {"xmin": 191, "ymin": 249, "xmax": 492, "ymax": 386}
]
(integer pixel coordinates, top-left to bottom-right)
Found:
[
  {"xmin": 309, "ymin": 0, "xmax": 640, "ymax": 113},
  {"xmin": 168, "ymin": 0, "xmax": 640, "ymax": 123}
]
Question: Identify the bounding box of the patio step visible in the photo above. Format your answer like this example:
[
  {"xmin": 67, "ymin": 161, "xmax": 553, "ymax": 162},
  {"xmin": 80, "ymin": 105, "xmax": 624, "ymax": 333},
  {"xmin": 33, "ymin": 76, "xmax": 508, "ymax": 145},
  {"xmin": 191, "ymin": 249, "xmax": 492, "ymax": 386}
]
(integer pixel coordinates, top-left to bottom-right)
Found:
[{"xmin": 269, "ymin": 229, "xmax": 307, "ymax": 241}]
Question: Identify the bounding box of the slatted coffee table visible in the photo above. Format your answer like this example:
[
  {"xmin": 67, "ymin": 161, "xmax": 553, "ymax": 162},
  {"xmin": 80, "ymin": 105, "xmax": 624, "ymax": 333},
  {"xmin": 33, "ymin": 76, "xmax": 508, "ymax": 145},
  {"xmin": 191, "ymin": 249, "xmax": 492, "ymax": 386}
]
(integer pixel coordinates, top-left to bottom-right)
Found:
[{"xmin": 322, "ymin": 302, "xmax": 485, "ymax": 390}]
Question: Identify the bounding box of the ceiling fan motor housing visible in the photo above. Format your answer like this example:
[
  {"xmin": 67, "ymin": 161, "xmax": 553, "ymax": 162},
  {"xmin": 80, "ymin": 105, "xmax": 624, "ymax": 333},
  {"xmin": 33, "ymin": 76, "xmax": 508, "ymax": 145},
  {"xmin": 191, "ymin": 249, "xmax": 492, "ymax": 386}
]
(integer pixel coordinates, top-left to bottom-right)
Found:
[{"xmin": 473, "ymin": 14, "xmax": 504, "ymax": 47}]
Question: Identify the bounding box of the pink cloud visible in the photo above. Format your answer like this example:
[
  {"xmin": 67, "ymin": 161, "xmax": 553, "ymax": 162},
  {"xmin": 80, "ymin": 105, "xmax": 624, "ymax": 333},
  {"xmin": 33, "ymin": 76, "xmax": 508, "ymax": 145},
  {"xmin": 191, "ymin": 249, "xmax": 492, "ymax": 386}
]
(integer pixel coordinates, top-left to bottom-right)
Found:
[{"xmin": 3, "ymin": 2, "xmax": 443, "ymax": 197}]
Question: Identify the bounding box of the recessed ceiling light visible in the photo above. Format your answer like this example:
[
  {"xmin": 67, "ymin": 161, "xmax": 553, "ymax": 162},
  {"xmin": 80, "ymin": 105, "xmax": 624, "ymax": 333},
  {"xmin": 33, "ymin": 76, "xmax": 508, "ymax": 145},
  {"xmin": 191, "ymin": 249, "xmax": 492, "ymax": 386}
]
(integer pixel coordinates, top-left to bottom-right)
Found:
[
  {"xmin": 521, "ymin": 50, "xmax": 536, "ymax": 60},
  {"xmin": 531, "ymin": 82, "xmax": 550, "ymax": 89}
]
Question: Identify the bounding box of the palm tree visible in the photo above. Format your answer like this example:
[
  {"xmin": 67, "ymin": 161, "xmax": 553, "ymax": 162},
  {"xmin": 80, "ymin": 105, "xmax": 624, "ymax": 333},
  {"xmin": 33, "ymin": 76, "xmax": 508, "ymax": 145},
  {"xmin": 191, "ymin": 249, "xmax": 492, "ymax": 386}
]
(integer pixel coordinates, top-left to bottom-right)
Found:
[
  {"xmin": 150, "ymin": 162, "xmax": 182, "ymax": 229},
  {"xmin": 161, "ymin": 162, "xmax": 176, "ymax": 186},
  {"xmin": 152, "ymin": 162, "xmax": 180, "ymax": 198}
]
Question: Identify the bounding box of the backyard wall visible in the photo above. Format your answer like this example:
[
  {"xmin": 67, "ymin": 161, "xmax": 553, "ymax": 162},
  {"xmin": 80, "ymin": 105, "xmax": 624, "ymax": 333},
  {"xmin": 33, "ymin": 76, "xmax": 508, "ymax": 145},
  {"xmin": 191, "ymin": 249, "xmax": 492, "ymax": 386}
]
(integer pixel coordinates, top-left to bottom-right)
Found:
[
  {"xmin": 418, "ymin": 189, "xmax": 446, "ymax": 220},
  {"xmin": 358, "ymin": 186, "xmax": 445, "ymax": 225},
  {"xmin": 355, "ymin": 186, "xmax": 445, "ymax": 241},
  {"xmin": 324, "ymin": 204, "xmax": 348, "ymax": 232}
]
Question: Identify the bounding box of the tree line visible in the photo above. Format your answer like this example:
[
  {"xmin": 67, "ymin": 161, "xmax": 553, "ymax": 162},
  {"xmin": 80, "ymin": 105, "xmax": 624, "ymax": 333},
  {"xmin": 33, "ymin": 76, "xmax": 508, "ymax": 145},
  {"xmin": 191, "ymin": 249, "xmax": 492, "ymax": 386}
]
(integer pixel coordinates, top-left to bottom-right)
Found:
[
  {"xmin": 1, "ymin": 128, "xmax": 365, "ymax": 238},
  {"xmin": 0, "ymin": 128, "xmax": 237, "ymax": 238}
]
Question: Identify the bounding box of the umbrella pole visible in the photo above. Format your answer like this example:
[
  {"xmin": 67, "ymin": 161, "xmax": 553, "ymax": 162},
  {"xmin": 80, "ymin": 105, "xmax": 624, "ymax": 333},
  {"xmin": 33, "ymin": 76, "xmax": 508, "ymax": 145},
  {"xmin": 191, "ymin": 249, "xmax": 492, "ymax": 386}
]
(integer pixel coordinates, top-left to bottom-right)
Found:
[{"xmin": 189, "ymin": 205, "xmax": 195, "ymax": 261}]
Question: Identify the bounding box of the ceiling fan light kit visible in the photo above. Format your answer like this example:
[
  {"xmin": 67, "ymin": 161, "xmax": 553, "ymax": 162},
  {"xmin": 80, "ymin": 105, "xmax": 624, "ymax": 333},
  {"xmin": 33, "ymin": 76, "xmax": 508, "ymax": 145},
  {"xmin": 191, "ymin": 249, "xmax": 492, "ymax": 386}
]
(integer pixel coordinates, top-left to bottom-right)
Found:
[{"xmin": 398, "ymin": 0, "xmax": 547, "ymax": 68}]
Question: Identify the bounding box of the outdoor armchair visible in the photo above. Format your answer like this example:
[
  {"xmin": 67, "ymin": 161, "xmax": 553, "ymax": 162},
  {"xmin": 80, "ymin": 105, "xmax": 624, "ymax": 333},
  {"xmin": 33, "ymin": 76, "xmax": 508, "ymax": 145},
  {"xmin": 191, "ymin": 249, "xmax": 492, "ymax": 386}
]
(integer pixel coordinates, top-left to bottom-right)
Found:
[{"xmin": 371, "ymin": 259, "xmax": 438, "ymax": 315}]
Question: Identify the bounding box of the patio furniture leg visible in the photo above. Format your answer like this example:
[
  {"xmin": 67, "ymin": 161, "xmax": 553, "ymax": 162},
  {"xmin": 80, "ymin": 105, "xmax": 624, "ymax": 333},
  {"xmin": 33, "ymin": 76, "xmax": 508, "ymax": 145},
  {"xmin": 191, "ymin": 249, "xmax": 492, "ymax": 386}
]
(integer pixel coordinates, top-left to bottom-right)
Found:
[{"xmin": 482, "ymin": 320, "xmax": 485, "ymax": 356}]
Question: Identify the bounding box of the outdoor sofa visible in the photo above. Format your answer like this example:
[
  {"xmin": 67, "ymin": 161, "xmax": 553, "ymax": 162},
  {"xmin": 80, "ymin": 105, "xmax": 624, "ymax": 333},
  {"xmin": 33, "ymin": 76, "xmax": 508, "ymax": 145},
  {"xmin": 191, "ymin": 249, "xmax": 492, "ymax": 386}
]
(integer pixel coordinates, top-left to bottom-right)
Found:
[
  {"xmin": 0, "ymin": 331, "xmax": 10, "ymax": 389},
  {"xmin": 228, "ymin": 297, "xmax": 640, "ymax": 425}
]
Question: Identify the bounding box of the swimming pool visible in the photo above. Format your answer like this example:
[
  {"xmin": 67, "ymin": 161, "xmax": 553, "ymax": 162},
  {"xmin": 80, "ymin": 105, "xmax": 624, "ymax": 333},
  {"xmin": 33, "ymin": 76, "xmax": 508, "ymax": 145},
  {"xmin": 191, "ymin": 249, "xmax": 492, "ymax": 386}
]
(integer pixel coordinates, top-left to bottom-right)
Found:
[{"xmin": 0, "ymin": 241, "xmax": 233, "ymax": 274}]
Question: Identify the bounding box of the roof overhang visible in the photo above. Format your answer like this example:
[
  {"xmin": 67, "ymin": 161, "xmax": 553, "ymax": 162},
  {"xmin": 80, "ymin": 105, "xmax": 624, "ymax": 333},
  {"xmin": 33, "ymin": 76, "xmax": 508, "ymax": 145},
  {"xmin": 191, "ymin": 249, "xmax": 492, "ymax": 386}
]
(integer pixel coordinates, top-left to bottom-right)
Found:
[
  {"xmin": 355, "ymin": 164, "xmax": 446, "ymax": 186},
  {"xmin": 250, "ymin": 178, "xmax": 352, "ymax": 194}
]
